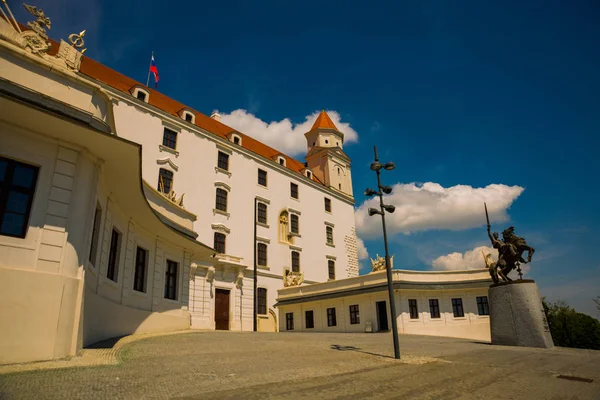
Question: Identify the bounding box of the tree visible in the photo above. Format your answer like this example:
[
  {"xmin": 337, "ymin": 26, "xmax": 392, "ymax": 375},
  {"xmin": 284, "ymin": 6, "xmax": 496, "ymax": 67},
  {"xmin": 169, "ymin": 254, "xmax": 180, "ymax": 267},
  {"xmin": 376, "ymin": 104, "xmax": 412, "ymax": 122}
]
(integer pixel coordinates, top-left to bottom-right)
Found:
[
  {"xmin": 594, "ymin": 296, "xmax": 600, "ymax": 312},
  {"xmin": 542, "ymin": 298, "xmax": 600, "ymax": 350}
]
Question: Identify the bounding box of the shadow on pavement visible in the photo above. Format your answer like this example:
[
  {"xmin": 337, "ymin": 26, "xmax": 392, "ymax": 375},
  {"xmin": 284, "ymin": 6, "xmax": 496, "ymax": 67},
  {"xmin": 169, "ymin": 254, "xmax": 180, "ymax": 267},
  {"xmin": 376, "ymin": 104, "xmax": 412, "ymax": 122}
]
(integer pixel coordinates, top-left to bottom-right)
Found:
[
  {"xmin": 86, "ymin": 336, "xmax": 126, "ymax": 349},
  {"xmin": 330, "ymin": 344, "xmax": 395, "ymax": 360}
]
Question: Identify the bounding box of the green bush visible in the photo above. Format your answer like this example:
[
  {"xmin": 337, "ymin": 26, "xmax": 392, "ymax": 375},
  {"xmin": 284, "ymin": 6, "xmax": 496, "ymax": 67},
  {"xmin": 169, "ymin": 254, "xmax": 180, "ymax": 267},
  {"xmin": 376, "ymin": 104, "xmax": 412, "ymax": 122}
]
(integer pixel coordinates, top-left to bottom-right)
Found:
[{"xmin": 542, "ymin": 299, "xmax": 600, "ymax": 350}]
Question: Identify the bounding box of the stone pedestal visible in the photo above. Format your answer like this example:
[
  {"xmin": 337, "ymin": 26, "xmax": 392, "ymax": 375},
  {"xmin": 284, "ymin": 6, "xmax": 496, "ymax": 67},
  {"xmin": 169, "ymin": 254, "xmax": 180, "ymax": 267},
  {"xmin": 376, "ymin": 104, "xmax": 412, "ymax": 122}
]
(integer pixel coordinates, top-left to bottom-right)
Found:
[{"xmin": 489, "ymin": 280, "xmax": 554, "ymax": 348}]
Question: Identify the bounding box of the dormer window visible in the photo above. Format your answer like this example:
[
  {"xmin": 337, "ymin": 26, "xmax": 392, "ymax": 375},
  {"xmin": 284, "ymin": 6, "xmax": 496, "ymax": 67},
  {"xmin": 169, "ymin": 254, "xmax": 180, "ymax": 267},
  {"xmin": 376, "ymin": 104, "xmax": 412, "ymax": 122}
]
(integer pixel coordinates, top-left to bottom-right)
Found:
[
  {"xmin": 229, "ymin": 133, "xmax": 242, "ymax": 145},
  {"xmin": 277, "ymin": 156, "xmax": 286, "ymax": 167},
  {"xmin": 305, "ymin": 170, "xmax": 312, "ymax": 179},
  {"xmin": 130, "ymin": 86, "xmax": 150, "ymax": 103},
  {"xmin": 179, "ymin": 109, "xmax": 195, "ymax": 124}
]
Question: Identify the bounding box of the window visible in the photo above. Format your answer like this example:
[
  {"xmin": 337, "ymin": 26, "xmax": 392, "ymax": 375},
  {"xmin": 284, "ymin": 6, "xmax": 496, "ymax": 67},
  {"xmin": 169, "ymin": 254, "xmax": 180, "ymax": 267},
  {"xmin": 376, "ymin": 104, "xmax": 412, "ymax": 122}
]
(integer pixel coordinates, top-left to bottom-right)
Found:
[
  {"xmin": 257, "ymin": 202, "xmax": 267, "ymax": 224},
  {"xmin": 0, "ymin": 157, "xmax": 39, "ymax": 238},
  {"xmin": 290, "ymin": 214, "xmax": 299, "ymax": 234},
  {"xmin": 327, "ymin": 307, "xmax": 337, "ymax": 327},
  {"xmin": 349, "ymin": 304, "xmax": 360, "ymax": 324},
  {"xmin": 326, "ymin": 226, "xmax": 334, "ymax": 245},
  {"xmin": 306, "ymin": 170, "xmax": 312, "ymax": 179},
  {"xmin": 338, "ymin": 183, "xmax": 341, "ymax": 190},
  {"xmin": 278, "ymin": 156, "xmax": 286, "ymax": 166},
  {"xmin": 257, "ymin": 243, "xmax": 267, "ymax": 266},
  {"xmin": 88, "ymin": 203, "xmax": 102, "ymax": 266},
  {"xmin": 258, "ymin": 169, "xmax": 268, "ymax": 186},
  {"xmin": 106, "ymin": 228, "xmax": 121, "ymax": 282},
  {"xmin": 162, "ymin": 128, "xmax": 177, "ymax": 150},
  {"xmin": 328, "ymin": 260, "xmax": 335, "ymax": 280},
  {"xmin": 476, "ymin": 296, "xmax": 489, "ymax": 316},
  {"xmin": 337, "ymin": 167, "xmax": 341, "ymax": 176},
  {"xmin": 291, "ymin": 251, "xmax": 300, "ymax": 272},
  {"xmin": 184, "ymin": 113, "xmax": 193, "ymax": 122},
  {"xmin": 233, "ymin": 136, "xmax": 241, "ymax": 145},
  {"xmin": 286, "ymin": 312, "xmax": 294, "ymax": 330},
  {"xmin": 217, "ymin": 151, "xmax": 229, "ymax": 171},
  {"xmin": 305, "ymin": 310, "xmax": 314, "ymax": 329},
  {"xmin": 257, "ymin": 288, "xmax": 267, "ymax": 315},
  {"xmin": 429, "ymin": 299, "xmax": 440, "ymax": 319},
  {"xmin": 133, "ymin": 247, "xmax": 148, "ymax": 292},
  {"xmin": 136, "ymin": 91, "xmax": 147, "ymax": 102},
  {"xmin": 214, "ymin": 232, "xmax": 226, "ymax": 254},
  {"xmin": 324, "ymin": 198, "xmax": 331, "ymax": 213},
  {"xmin": 409, "ymin": 299, "xmax": 419, "ymax": 319},
  {"xmin": 164, "ymin": 260, "xmax": 178, "ymax": 300},
  {"xmin": 290, "ymin": 183, "xmax": 298, "ymax": 199},
  {"xmin": 452, "ymin": 298, "xmax": 464, "ymax": 317},
  {"xmin": 215, "ymin": 188, "xmax": 228, "ymax": 212},
  {"xmin": 158, "ymin": 168, "xmax": 173, "ymax": 194}
]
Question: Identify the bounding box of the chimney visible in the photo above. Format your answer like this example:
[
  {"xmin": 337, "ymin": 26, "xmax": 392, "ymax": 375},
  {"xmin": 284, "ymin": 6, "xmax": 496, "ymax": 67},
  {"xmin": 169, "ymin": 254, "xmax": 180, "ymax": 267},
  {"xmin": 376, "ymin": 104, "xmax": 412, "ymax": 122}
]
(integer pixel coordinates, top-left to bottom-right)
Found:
[{"xmin": 210, "ymin": 110, "xmax": 222, "ymax": 122}]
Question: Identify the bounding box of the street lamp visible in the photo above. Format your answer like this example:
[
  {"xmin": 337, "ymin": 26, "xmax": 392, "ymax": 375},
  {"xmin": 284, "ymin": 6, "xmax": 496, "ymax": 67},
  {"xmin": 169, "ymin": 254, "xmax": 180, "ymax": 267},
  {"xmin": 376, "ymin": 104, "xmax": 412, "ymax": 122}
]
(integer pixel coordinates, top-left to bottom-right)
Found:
[{"xmin": 365, "ymin": 146, "xmax": 401, "ymax": 359}]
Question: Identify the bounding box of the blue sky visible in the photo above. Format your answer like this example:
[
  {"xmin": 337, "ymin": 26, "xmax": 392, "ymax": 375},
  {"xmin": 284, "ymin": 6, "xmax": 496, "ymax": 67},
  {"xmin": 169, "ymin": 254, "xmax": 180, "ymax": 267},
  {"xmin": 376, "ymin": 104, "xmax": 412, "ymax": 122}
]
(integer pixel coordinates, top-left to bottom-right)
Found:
[{"xmin": 12, "ymin": 0, "xmax": 600, "ymax": 316}]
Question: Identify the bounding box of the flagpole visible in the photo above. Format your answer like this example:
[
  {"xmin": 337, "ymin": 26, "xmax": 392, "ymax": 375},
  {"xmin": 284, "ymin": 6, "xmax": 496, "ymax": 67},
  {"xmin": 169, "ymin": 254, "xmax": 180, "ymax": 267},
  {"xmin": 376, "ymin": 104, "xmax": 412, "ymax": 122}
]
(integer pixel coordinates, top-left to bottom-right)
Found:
[{"xmin": 146, "ymin": 51, "xmax": 153, "ymax": 87}]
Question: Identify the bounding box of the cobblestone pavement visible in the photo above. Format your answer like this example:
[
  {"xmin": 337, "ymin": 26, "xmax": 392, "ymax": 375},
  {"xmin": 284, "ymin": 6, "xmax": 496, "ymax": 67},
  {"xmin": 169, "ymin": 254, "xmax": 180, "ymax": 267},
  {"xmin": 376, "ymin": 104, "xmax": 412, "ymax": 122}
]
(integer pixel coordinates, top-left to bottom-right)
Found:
[{"xmin": 1, "ymin": 331, "xmax": 599, "ymax": 399}]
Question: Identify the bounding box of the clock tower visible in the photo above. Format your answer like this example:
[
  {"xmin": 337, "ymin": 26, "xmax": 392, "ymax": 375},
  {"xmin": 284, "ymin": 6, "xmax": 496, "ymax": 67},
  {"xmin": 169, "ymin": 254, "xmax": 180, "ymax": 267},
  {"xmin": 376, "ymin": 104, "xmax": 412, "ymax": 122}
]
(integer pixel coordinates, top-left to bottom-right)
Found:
[{"xmin": 304, "ymin": 110, "xmax": 353, "ymax": 197}]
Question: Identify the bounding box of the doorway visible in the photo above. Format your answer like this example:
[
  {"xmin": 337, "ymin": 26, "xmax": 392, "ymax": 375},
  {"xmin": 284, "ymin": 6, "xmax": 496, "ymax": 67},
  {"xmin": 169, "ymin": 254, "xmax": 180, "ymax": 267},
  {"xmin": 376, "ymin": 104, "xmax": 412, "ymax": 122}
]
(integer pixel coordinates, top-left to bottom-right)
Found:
[
  {"xmin": 376, "ymin": 301, "xmax": 389, "ymax": 331},
  {"xmin": 215, "ymin": 289, "xmax": 230, "ymax": 330}
]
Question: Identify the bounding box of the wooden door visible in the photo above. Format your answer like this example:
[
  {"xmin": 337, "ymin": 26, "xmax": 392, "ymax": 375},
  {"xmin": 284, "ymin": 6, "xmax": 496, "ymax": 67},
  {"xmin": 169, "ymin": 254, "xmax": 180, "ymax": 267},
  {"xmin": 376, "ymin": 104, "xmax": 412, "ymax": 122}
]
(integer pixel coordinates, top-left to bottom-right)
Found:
[
  {"xmin": 376, "ymin": 301, "xmax": 389, "ymax": 331},
  {"xmin": 215, "ymin": 289, "xmax": 230, "ymax": 330}
]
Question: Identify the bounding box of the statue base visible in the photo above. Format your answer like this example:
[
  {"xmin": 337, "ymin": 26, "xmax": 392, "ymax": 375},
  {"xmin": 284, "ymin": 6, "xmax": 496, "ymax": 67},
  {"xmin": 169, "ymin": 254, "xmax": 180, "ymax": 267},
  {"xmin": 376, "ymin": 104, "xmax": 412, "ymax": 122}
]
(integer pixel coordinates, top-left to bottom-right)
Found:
[{"xmin": 488, "ymin": 280, "xmax": 553, "ymax": 348}]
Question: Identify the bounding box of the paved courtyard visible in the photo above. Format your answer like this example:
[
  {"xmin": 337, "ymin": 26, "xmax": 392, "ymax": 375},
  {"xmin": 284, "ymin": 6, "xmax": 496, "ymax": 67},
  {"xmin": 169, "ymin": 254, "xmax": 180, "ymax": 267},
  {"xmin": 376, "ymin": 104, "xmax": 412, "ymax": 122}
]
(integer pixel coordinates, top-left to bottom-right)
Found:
[{"xmin": 1, "ymin": 331, "xmax": 599, "ymax": 399}]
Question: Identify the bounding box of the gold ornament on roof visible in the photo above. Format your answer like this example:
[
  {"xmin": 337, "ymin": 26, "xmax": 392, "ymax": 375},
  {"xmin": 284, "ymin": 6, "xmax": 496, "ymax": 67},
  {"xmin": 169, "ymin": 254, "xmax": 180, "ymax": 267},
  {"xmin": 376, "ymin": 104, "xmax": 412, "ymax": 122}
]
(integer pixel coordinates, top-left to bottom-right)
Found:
[{"xmin": 68, "ymin": 29, "xmax": 86, "ymax": 54}]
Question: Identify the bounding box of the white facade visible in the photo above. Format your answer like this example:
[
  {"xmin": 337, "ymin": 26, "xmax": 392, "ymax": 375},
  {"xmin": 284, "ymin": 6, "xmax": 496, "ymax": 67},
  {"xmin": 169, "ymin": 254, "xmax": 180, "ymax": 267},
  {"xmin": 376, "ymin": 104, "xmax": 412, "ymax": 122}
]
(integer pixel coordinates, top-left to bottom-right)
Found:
[
  {"xmin": 81, "ymin": 67, "xmax": 360, "ymax": 331},
  {"xmin": 0, "ymin": 4, "xmax": 361, "ymax": 368},
  {"xmin": 277, "ymin": 269, "xmax": 492, "ymax": 341}
]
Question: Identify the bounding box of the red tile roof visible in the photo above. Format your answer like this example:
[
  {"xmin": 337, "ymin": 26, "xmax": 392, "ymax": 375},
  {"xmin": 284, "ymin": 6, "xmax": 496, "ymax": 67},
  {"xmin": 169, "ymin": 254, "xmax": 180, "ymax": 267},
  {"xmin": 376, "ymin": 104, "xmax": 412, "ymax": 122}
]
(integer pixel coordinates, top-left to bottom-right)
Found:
[
  {"xmin": 311, "ymin": 109, "xmax": 339, "ymax": 131},
  {"xmin": 6, "ymin": 17, "xmax": 328, "ymax": 186},
  {"xmin": 77, "ymin": 56, "xmax": 327, "ymax": 184}
]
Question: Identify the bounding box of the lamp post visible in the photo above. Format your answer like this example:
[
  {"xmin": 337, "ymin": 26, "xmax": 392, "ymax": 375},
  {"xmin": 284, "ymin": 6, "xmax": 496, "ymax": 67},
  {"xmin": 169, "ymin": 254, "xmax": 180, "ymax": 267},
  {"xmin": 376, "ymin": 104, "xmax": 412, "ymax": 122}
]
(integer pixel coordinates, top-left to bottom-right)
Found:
[{"xmin": 365, "ymin": 146, "xmax": 400, "ymax": 359}]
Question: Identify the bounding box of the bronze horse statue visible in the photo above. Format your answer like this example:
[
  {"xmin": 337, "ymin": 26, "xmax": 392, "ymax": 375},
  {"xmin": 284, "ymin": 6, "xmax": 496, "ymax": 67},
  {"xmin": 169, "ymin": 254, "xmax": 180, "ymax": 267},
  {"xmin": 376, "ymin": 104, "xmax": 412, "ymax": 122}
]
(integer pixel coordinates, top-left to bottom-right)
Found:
[{"xmin": 484, "ymin": 204, "xmax": 535, "ymax": 284}]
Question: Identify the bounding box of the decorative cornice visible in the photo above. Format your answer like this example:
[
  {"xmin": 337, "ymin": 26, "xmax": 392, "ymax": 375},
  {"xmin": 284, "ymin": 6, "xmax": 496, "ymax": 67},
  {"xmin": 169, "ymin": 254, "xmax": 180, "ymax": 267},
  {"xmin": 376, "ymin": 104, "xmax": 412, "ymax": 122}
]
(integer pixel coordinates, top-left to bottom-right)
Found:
[
  {"xmin": 156, "ymin": 157, "xmax": 179, "ymax": 171},
  {"xmin": 211, "ymin": 223, "xmax": 230, "ymax": 234}
]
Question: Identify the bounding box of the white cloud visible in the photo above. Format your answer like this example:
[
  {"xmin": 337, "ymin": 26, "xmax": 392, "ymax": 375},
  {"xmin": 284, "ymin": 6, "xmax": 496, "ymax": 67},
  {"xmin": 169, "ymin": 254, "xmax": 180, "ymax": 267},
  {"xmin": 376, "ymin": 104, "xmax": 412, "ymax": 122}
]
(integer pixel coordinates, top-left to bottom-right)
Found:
[
  {"xmin": 356, "ymin": 237, "xmax": 369, "ymax": 260},
  {"xmin": 432, "ymin": 245, "xmax": 531, "ymax": 276},
  {"xmin": 219, "ymin": 109, "xmax": 359, "ymax": 157},
  {"xmin": 432, "ymin": 246, "xmax": 497, "ymax": 270},
  {"xmin": 355, "ymin": 182, "xmax": 524, "ymax": 238}
]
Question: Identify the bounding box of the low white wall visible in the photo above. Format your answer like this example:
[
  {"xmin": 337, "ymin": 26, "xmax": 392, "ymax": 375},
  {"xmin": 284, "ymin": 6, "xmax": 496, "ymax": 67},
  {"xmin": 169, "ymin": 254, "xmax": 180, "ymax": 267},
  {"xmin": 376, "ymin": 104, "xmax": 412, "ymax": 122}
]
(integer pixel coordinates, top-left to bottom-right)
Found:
[
  {"xmin": 83, "ymin": 286, "xmax": 190, "ymax": 346},
  {"xmin": 278, "ymin": 288, "xmax": 492, "ymax": 342},
  {"xmin": 0, "ymin": 268, "xmax": 81, "ymax": 364}
]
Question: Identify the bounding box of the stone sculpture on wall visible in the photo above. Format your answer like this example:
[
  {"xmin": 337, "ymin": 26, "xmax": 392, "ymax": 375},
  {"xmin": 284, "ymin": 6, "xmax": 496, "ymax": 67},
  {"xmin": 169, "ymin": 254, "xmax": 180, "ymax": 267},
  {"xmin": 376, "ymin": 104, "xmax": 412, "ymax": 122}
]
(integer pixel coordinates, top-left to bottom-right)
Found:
[{"xmin": 370, "ymin": 254, "xmax": 394, "ymax": 272}]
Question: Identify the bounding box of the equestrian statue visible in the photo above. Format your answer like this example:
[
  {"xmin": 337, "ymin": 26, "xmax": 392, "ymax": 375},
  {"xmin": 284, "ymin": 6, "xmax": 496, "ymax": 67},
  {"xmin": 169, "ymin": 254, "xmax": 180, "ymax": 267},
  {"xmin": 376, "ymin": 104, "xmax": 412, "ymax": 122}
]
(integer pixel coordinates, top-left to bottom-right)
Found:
[{"xmin": 482, "ymin": 203, "xmax": 535, "ymax": 284}]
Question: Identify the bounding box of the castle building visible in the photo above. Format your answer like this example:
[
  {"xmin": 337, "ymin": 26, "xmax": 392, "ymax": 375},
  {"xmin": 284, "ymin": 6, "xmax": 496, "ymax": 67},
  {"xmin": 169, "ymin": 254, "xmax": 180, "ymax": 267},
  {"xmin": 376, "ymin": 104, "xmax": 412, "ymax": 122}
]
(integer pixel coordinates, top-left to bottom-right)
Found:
[
  {"xmin": 0, "ymin": 7, "xmax": 358, "ymax": 364},
  {"xmin": 0, "ymin": 5, "xmax": 492, "ymax": 365}
]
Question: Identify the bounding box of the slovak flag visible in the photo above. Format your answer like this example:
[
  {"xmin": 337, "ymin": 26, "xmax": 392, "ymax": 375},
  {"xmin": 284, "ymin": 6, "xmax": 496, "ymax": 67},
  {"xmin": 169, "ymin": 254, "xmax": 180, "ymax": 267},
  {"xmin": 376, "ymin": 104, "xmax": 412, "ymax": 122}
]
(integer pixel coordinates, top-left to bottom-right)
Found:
[{"xmin": 150, "ymin": 54, "xmax": 159, "ymax": 88}]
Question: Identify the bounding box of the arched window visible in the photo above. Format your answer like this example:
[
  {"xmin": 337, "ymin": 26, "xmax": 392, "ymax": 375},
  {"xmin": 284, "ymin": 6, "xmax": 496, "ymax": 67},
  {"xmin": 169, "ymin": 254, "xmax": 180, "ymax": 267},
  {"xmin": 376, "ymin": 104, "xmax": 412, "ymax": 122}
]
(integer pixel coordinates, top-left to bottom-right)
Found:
[
  {"xmin": 215, "ymin": 188, "xmax": 228, "ymax": 212},
  {"xmin": 158, "ymin": 168, "xmax": 173, "ymax": 194},
  {"xmin": 337, "ymin": 167, "xmax": 341, "ymax": 176},
  {"xmin": 279, "ymin": 210, "xmax": 289, "ymax": 243}
]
